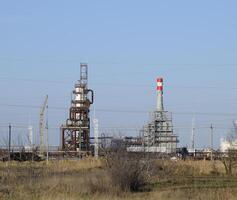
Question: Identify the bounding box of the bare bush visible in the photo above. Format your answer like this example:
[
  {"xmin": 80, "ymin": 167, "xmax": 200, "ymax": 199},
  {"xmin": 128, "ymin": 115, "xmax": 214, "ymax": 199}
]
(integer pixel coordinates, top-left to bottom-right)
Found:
[
  {"xmin": 221, "ymin": 149, "xmax": 237, "ymax": 175},
  {"xmin": 105, "ymin": 150, "xmax": 153, "ymax": 192},
  {"xmin": 221, "ymin": 122, "xmax": 237, "ymax": 175}
]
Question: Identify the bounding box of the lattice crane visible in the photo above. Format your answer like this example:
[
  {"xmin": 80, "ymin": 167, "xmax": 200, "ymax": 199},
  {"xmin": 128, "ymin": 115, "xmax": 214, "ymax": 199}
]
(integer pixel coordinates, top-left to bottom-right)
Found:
[{"xmin": 39, "ymin": 95, "xmax": 48, "ymax": 157}]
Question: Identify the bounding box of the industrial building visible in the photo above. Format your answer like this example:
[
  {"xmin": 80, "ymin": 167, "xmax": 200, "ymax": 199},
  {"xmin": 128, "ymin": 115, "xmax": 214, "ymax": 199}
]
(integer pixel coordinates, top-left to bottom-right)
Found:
[
  {"xmin": 0, "ymin": 67, "xmax": 181, "ymax": 161},
  {"xmin": 141, "ymin": 78, "xmax": 178, "ymax": 153},
  {"xmin": 60, "ymin": 63, "xmax": 94, "ymax": 155},
  {"xmin": 220, "ymin": 138, "xmax": 237, "ymax": 152}
]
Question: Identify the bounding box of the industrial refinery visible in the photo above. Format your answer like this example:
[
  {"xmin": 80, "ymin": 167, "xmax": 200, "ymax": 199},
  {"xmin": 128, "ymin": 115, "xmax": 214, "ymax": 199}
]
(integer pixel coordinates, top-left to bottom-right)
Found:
[
  {"xmin": 2, "ymin": 2, "xmax": 237, "ymax": 199},
  {"xmin": 0, "ymin": 63, "xmax": 235, "ymax": 161},
  {"xmin": 59, "ymin": 65, "xmax": 180, "ymax": 157}
]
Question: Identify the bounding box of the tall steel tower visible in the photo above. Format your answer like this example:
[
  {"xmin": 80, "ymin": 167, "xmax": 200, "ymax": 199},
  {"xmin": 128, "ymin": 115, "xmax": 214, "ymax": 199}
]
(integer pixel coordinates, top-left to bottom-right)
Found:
[
  {"xmin": 156, "ymin": 78, "xmax": 164, "ymax": 111},
  {"xmin": 143, "ymin": 78, "xmax": 178, "ymax": 153},
  {"xmin": 61, "ymin": 64, "xmax": 94, "ymax": 155}
]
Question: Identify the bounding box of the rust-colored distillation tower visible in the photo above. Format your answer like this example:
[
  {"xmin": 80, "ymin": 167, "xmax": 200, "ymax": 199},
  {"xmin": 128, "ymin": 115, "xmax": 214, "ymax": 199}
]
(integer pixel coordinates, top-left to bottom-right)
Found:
[{"xmin": 61, "ymin": 64, "xmax": 94, "ymax": 153}]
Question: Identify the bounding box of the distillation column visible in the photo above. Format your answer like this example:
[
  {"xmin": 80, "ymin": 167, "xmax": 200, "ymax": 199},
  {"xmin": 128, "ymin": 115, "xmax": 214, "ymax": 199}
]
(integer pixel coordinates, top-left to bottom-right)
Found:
[{"xmin": 61, "ymin": 64, "xmax": 94, "ymax": 154}]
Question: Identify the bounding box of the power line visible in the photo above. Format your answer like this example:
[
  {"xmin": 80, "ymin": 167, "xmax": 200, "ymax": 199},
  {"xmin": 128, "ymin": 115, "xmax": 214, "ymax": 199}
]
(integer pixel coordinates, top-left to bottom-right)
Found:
[
  {"xmin": 0, "ymin": 124, "xmax": 233, "ymax": 131},
  {"xmin": 0, "ymin": 103, "xmax": 67, "ymax": 110},
  {"xmin": 0, "ymin": 103, "xmax": 236, "ymax": 117},
  {"xmin": 0, "ymin": 77, "xmax": 237, "ymax": 90},
  {"xmin": 1, "ymin": 57, "xmax": 237, "ymax": 67},
  {"xmin": 0, "ymin": 77, "xmax": 69, "ymax": 84}
]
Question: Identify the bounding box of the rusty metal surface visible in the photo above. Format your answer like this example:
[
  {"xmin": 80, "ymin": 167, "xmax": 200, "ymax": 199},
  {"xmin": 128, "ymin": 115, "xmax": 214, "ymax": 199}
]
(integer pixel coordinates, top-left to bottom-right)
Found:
[{"xmin": 61, "ymin": 63, "xmax": 94, "ymax": 155}]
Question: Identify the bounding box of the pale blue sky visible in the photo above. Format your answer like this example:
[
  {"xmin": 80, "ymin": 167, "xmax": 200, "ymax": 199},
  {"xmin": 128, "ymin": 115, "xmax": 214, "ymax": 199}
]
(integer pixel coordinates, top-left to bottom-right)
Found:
[{"xmin": 0, "ymin": 0, "xmax": 237, "ymax": 149}]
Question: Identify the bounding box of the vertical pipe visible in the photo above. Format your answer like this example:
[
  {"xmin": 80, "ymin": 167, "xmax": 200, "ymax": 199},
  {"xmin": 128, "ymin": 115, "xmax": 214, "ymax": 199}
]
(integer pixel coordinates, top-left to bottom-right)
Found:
[
  {"xmin": 156, "ymin": 78, "xmax": 164, "ymax": 111},
  {"xmin": 191, "ymin": 116, "xmax": 195, "ymax": 150},
  {"xmin": 28, "ymin": 126, "xmax": 33, "ymax": 149},
  {"xmin": 94, "ymin": 118, "xmax": 99, "ymax": 159}
]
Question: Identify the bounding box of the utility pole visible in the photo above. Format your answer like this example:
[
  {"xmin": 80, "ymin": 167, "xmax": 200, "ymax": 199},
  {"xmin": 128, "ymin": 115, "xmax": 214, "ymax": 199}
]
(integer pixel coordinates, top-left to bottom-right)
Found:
[
  {"xmin": 8, "ymin": 124, "xmax": 12, "ymax": 161},
  {"xmin": 210, "ymin": 124, "xmax": 214, "ymax": 161},
  {"xmin": 191, "ymin": 116, "xmax": 195, "ymax": 150},
  {"xmin": 46, "ymin": 103, "xmax": 49, "ymax": 164}
]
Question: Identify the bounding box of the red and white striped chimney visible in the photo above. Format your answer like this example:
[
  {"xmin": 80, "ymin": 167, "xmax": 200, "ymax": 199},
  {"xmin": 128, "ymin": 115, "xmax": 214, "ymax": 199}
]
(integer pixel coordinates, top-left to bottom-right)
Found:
[{"xmin": 156, "ymin": 78, "xmax": 164, "ymax": 111}]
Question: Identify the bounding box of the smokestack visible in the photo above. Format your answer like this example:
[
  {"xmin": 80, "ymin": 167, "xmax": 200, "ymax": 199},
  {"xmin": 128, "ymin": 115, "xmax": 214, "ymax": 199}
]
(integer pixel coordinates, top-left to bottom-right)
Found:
[{"xmin": 156, "ymin": 78, "xmax": 164, "ymax": 111}]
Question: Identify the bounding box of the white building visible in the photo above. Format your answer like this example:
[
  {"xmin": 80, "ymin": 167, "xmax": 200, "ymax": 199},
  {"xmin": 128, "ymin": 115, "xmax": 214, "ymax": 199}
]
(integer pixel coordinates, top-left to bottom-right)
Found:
[{"xmin": 220, "ymin": 138, "xmax": 237, "ymax": 152}]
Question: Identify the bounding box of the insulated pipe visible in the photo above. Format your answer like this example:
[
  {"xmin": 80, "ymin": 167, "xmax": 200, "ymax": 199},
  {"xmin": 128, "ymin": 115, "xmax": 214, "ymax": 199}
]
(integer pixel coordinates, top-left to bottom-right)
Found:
[
  {"xmin": 87, "ymin": 89, "xmax": 94, "ymax": 104},
  {"xmin": 156, "ymin": 78, "xmax": 164, "ymax": 111}
]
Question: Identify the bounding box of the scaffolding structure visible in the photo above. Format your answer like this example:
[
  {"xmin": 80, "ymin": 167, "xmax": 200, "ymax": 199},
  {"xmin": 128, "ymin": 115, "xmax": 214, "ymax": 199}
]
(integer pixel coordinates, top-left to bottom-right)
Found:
[
  {"xmin": 61, "ymin": 63, "xmax": 94, "ymax": 154},
  {"xmin": 142, "ymin": 78, "xmax": 178, "ymax": 153},
  {"xmin": 142, "ymin": 111, "xmax": 178, "ymax": 153}
]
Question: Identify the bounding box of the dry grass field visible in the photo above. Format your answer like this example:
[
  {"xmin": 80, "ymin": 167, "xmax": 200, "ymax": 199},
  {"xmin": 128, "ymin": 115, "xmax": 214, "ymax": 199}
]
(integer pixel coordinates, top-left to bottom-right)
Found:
[{"xmin": 0, "ymin": 158, "xmax": 237, "ymax": 200}]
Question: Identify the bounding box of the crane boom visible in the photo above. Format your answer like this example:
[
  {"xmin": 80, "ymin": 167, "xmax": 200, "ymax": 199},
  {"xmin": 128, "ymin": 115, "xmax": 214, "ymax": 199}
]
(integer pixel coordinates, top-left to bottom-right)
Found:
[
  {"xmin": 39, "ymin": 95, "xmax": 48, "ymax": 157},
  {"xmin": 40, "ymin": 95, "xmax": 48, "ymax": 116}
]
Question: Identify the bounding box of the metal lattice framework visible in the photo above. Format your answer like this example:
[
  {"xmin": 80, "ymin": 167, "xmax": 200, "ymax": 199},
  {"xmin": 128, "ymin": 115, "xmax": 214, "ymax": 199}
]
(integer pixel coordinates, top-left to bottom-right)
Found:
[
  {"xmin": 142, "ymin": 78, "xmax": 179, "ymax": 153},
  {"xmin": 61, "ymin": 64, "xmax": 94, "ymax": 154}
]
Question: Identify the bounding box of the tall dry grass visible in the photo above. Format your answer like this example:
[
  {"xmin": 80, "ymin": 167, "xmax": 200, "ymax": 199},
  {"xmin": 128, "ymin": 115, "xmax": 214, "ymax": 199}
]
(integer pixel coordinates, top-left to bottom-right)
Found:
[
  {"xmin": 154, "ymin": 160, "xmax": 226, "ymax": 177},
  {"xmin": 0, "ymin": 158, "xmax": 237, "ymax": 200}
]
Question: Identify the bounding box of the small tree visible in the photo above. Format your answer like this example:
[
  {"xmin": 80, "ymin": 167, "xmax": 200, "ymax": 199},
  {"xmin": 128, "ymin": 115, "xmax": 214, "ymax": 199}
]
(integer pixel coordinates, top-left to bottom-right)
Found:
[{"xmin": 221, "ymin": 121, "xmax": 237, "ymax": 175}]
